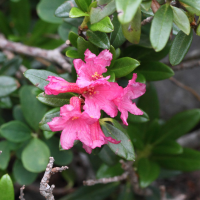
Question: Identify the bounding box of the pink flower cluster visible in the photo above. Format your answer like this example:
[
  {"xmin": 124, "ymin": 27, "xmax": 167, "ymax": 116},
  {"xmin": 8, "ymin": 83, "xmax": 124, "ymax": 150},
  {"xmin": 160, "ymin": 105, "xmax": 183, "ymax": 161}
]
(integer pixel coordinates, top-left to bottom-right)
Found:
[{"xmin": 45, "ymin": 49, "xmax": 146, "ymax": 153}]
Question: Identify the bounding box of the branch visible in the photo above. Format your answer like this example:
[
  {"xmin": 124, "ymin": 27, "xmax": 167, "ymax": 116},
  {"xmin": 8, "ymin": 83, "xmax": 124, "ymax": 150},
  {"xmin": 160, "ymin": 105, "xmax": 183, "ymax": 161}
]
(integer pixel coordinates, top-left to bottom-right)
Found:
[
  {"xmin": 141, "ymin": 16, "xmax": 153, "ymax": 26},
  {"xmin": 0, "ymin": 35, "xmax": 71, "ymax": 72},
  {"xmin": 40, "ymin": 157, "xmax": 68, "ymax": 200},
  {"xmin": 19, "ymin": 185, "xmax": 25, "ymax": 200},
  {"xmin": 83, "ymin": 172, "xmax": 128, "ymax": 186},
  {"xmin": 169, "ymin": 77, "xmax": 200, "ymax": 101}
]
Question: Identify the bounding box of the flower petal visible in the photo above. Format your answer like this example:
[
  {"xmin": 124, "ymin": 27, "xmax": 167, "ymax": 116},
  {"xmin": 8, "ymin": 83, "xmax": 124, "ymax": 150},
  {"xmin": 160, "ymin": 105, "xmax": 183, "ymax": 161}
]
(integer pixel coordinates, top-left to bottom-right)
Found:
[
  {"xmin": 48, "ymin": 117, "xmax": 66, "ymax": 132},
  {"xmin": 82, "ymin": 144, "xmax": 92, "ymax": 154}
]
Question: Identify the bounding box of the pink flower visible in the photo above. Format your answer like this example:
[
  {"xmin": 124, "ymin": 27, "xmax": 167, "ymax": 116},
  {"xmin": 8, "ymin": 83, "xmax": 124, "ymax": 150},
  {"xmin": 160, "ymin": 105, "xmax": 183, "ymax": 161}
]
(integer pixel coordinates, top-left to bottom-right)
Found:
[
  {"xmin": 73, "ymin": 49, "xmax": 112, "ymax": 88},
  {"xmin": 47, "ymin": 96, "xmax": 120, "ymax": 153},
  {"xmin": 44, "ymin": 76, "xmax": 85, "ymax": 95},
  {"xmin": 113, "ymin": 74, "xmax": 146, "ymax": 126}
]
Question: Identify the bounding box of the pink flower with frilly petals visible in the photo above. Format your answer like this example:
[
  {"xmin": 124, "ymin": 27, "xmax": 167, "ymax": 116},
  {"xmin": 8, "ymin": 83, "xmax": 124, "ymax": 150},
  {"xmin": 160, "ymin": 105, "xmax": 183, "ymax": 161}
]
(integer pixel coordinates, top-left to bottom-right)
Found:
[
  {"xmin": 73, "ymin": 49, "xmax": 112, "ymax": 88},
  {"xmin": 113, "ymin": 74, "xmax": 146, "ymax": 126},
  {"xmin": 47, "ymin": 96, "xmax": 120, "ymax": 153}
]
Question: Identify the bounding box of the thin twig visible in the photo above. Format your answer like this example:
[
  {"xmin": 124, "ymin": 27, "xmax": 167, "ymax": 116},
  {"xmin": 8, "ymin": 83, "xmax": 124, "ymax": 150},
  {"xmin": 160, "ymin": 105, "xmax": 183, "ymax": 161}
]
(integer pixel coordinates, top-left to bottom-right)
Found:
[
  {"xmin": 83, "ymin": 172, "xmax": 128, "ymax": 186},
  {"xmin": 0, "ymin": 35, "xmax": 71, "ymax": 72},
  {"xmin": 170, "ymin": 59, "xmax": 200, "ymax": 71},
  {"xmin": 19, "ymin": 185, "xmax": 25, "ymax": 200},
  {"xmin": 141, "ymin": 17, "xmax": 153, "ymax": 26},
  {"xmin": 169, "ymin": 77, "xmax": 200, "ymax": 101},
  {"xmin": 40, "ymin": 157, "xmax": 68, "ymax": 200}
]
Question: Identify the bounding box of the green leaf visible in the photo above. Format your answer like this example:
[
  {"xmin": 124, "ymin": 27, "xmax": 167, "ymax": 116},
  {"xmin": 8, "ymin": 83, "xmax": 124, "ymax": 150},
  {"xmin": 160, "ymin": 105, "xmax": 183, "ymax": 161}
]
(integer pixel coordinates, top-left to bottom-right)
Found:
[
  {"xmin": 122, "ymin": 42, "xmax": 171, "ymax": 62},
  {"xmin": 66, "ymin": 50, "xmax": 80, "ymax": 58},
  {"xmin": 24, "ymin": 69, "xmax": 59, "ymax": 91},
  {"xmin": 101, "ymin": 120, "xmax": 135, "ymax": 160},
  {"xmin": 37, "ymin": 0, "xmax": 65, "ymax": 24},
  {"xmin": 96, "ymin": 163, "xmax": 123, "ymax": 179},
  {"xmin": 110, "ymin": 13, "xmax": 126, "ymax": 48},
  {"xmin": 137, "ymin": 158, "xmax": 160, "ymax": 188},
  {"xmin": 90, "ymin": 0, "xmax": 116, "ymax": 24},
  {"xmin": 13, "ymin": 160, "xmax": 38, "ymax": 185},
  {"xmin": 97, "ymin": 0, "xmax": 112, "ymax": 5},
  {"xmin": 89, "ymin": 17, "xmax": 114, "ymax": 33},
  {"xmin": 197, "ymin": 23, "xmax": 200, "ymax": 36},
  {"xmin": 0, "ymin": 141, "xmax": 10, "ymax": 170},
  {"xmin": 110, "ymin": 57, "xmax": 140, "ymax": 78},
  {"xmin": 69, "ymin": 7, "xmax": 89, "ymax": 18},
  {"xmin": 86, "ymin": 30, "xmax": 110, "ymax": 49},
  {"xmin": 155, "ymin": 109, "xmax": 200, "ymax": 144},
  {"xmin": 55, "ymin": 0, "xmax": 76, "ymax": 18},
  {"xmin": 75, "ymin": 0, "xmax": 91, "ymax": 12},
  {"xmin": 68, "ymin": 31, "xmax": 79, "ymax": 48},
  {"xmin": 13, "ymin": 105, "xmax": 26, "ymax": 124},
  {"xmin": 0, "ymin": 174, "xmax": 14, "ymax": 200},
  {"xmin": 37, "ymin": 92, "xmax": 74, "ymax": 107},
  {"xmin": 0, "ymin": 97, "xmax": 12, "ymax": 109},
  {"xmin": 116, "ymin": 0, "xmax": 142, "ymax": 24},
  {"xmin": 117, "ymin": 183, "xmax": 134, "ymax": 200},
  {"xmin": 0, "ymin": 121, "xmax": 31, "ymax": 143},
  {"xmin": 128, "ymin": 110, "xmax": 149, "ymax": 123},
  {"xmin": 138, "ymin": 83, "xmax": 159, "ymax": 121},
  {"xmin": 77, "ymin": 37, "xmax": 99, "ymax": 60},
  {"xmin": 98, "ymin": 145, "xmax": 119, "ymax": 166},
  {"xmin": 171, "ymin": 6, "xmax": 190, "ymax": 35},
  {"xmin": 150, "ymin": 4, "xmax": 173, "ymax": 52},
  {"xmin": 60, "ymin": 183, "xmax": 119, "ymax": 200},
  {"xmin": 179, "ymin": 0, "xmax": 200, "ymax": 12},
  {"xmin": 122, "ymin": 8, "xmax": 141, "ymax": 44},
  {"xmin": 169, "ymin": 30, "xmax": 193, "ymax": 66},
  {"xmin": 0, "ymin": 76, "xmax": 19, "ymax": 98},
  {"xmin": 152, "ymin": 141, "xmax": 183, "ymax": 155},
  {"xmin": 20, "ymin": 86, "xmax": 48, "ymax": 131},
  {"xmin": 153, "ymin": 148, "xmax": 200, "ymax": 171},
  {"xmin": 43, "ymin": 131, "xmax": 56, "ymax": 139},
  {"xmin": 45, "ymin": 137, "xmax": 73, "ymax": 166},
  {"xmin": 0, "ymin": 11, "xmax": 12, "ymax": 36},
  {"xmin": 103, "ymin": 71, "xmax": 115, "ymax": 82},
  {"xmin": 10, "ymin": 0, "xmax": 30, "ymax": 36},
  {"xmin": 39, "ymin": 108, "xmax": 60, "ymax": 131},
  {"xmin": 58, "ymin": 22, "xmax": 78, "ymax": 41},
  {"xmin": 134, "ymin": 61, "xmax": 174, "ymax": 81},
  {"xmin": 22, "ymin": 138, "xmax": 50, "ymax": 173}
]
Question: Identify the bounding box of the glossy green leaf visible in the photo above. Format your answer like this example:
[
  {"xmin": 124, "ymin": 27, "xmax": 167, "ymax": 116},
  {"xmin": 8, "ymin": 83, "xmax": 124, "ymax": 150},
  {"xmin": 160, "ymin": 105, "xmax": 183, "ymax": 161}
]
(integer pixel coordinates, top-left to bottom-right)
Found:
[
  {"xmin": 13, "ymin": 105, "xmax": 26, "ymax": 124},
  {"xmin": 90, "ymin": 0, "xmax": 116, "ymax": 24},
  {"xmin": 96, "ymin": 163, "xmax": 123, "ymax": 179},
  {"xmin": 110, "ymin": 57, "xmax": 140, "ymax": 78},
  {"xmin": 128, "ymin": 110, "xmax": 149, "ymax": 123},
  {"xmin": 20, "ymin": 86, "xmax": 48, "ymax": 131},
  {"xmin": 60, "ymin": 182, "xmax": 119, "ymax": 200},
  {"xmin": 197, "ymin": 24, "xmax": 200, "ymax": 36},
  {"xmin": 98, "ymin": 145, "xmax": 119, "ymax": 166},
  {"xmin": 75, "ymin": 0, "xmax": 91, "ymax": 12},
  {"xmin": 101, "ymin": 120, "xmax": 135, "ymax": 160},
  {"xmin": 77, "ymin": 37, "xmax": 99, "ymax": 60},
  {"xmin": 13, "ymin": 160, "xmax": 38, "ymax": 185},
  {"xmin": 55, "ymin": 0, "xmax": 76, "ymax": 18},
  {"xmin": 138, "ymin": 83, "xmax": 159, "ymax": 121},
  {"xmin": 138, "ymin": 158, "xmax": 160, "ymax": 188},
  {"xmin": 68, "ymin": 31, "xmax": 79, "ymax": 48},
  {"xmin": 69, "ymin": 7, "xmax": 89, "ymax": 18},
  {"xmin": 0, "ymin": 174, "xmax": 14, "ymax": 200},
  {"xmin": 150, "ymin": 4, "xmax": 173, "ymax": 52},
  {"xmin": 110, "ymin": 13, "xmax": 126, "ymax": 48},
  {"xmin": 0, "ymin": 141, "xmax": 10, "ymax": 170},
  {"xmin": 66, "ymin": 50, "xmax": 79, "ymax": 58},
  {"xmin": 39, "ymin": 108, "xmax": 60, "ymax": 131},
  {"xmin": 45, "ymin": 137, "xmax": 73, "ymax": 166},
  {"xmin": 134, "ymin": 61, "xmax": 174, "ymax": 81},
  {"xmin": 155, "ymin": 109, "xmax": 200, "ymax": 144},
  {"xmin": 10, "ymin": 0, "xmax": 30, "ymax": 36},
  {"xmin": 43, "ymin": 131, "xmax": 56, "ymax": 139},
  {"xmin": 103, "ymin": 71, "xmax": 115, "ymax": 82},
  {"xmin": 141, "ymin": 1, "xmax": 152, "ymax": 11},
  {"xmin": 152, "ymin": 141, "xmax": 183, "ymax": 155},
  {"xmin": 37, "ymin": 0, "xmax": 65, "ymax": 23},
  {"xmin": 122, "ymin": 8, "xmax": 141, "ymax": 44},
  {"xmin": 0, "ymin": 97, "xmax": 12, "ymax": 109},
  {"xmin": 22, "ymin": 138, "xmax": 50, "ymax": 173},
  {"xmin": 116, "ymin": 0, "xmax": 142, "ymax": 24},
  {"xmin": 169, "ymin": 30, "xmax": 193, "ymax": 66},
  {"xmin": 37, "ymin": 92, "xmax": 74, "ymax": 107},
  {"xmin": 24, "ymin": 69, "xmax": 59, "ymax": 91},
  {"xmin": 0, "ymin": 121, "xmax": 31, "ymax": 143},
  {"xmin": 171, "ymin": 6, "xmax": 190, "ymax": 35},
  {"xmin": 89, "ymin": 17, "xmax": 114, "ymax": 33},
  {"xmin": 153, "ymin": 148, "xmax": 200, "ymax": 171},
  {"xmin": 86, "ymin": 30, "xmax": 110, "ymax": 49},
  {"xmin": 179, "ymin": 0, "xmax": 200, "ymax": 12},
  {"xmin": 0, "ymin": 76, "xmax": 19, "ymax": 98}
]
